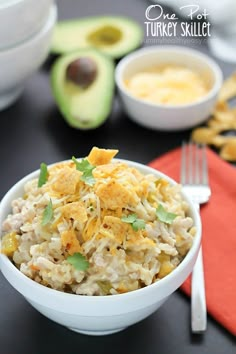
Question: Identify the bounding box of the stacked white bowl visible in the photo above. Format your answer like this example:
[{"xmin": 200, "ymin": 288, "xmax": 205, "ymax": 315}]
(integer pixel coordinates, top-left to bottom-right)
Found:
[{"xmin": 0, "ymin": 0, "xmax": 57, "ymax": 110}]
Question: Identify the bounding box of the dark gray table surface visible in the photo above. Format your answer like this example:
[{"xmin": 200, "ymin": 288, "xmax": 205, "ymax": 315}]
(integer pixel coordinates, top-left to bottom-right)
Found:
[{"xmin": 0, "ymin": 1, "xmax": 235, "ymax": 353}]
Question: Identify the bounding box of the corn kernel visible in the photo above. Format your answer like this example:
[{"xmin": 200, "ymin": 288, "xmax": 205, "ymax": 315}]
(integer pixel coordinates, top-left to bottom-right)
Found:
[
  {"xmin": 158, "ymin": 252, "xmax": 170, "ymax": 263},
  {"xmin": 158, "ymin": 261, "xmax": 174, "ymax": 278},
  {"xmin": 175, "ymin": 234, "xmax": 182, "ymax": 244},
  {"xmin": 1, "ymin": 232, "xmax": 19, "ymax": 257}
]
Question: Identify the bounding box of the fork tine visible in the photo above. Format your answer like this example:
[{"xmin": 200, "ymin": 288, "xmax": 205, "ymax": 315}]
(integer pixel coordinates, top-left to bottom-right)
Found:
[
  {"xmin": 181, "ymin": 141, "xmax": 186, "ymax": 184},
  {"xmin": 201, "ymin": 145, "xmax": 208, "ymax": 186},
  {"xmin": 188, "ymin": 142, "xmax": 199, "ymax": 185},
  {"xmin": 181, "ymin": 142, "xmax": 208, "ymax": 186},
  {"xmin": 188, "ymin": 142, "xmax": 193, "ymax": 184},
  {"xmin": 194, "ymin": 143, "xmax": 200, "ymax": 185}
]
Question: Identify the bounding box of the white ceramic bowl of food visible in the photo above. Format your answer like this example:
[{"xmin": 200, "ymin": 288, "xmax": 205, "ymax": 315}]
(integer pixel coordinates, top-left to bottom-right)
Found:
[
  {"xmin": 0, "ymin": 158, "xmax": 201, "ymax": 336},
  {"xmin": 115, "ymin": 46, "xmax": 223, "ymax": 131},
  {"xmin": 0, "ymin": 0, "xmax": 54, "ymax": 50},
  {"xmin": 0, "ymin": 3, "xmax": 57, "ymax": 110}
]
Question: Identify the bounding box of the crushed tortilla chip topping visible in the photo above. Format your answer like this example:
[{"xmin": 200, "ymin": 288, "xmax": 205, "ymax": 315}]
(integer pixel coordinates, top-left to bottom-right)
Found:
[
  {"xmin": 61, "ymin": 229, "xmax": 82, "ymax": 255},
  {"xmin": 60, "ymin": 202, "xmax": 88, "ymax": 223},
  {"xmin": 95, "ymin": 179, "xmax": 137, "ymax": 209},
  {"xmin": 87, "ymin": 147, "xmax": 118, "ymax": 166},
  {"xmin": 51, "ymin": 166, "xmax": 81, "ymax": 195}
]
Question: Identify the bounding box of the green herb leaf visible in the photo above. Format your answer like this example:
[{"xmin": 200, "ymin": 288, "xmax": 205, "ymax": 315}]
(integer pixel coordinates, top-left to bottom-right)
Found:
[
  {"xmin": 132, "ymin": 219, "xmax": 146, "ymax": 231},
  {"xmin": 121, "ymin": 214, "xmax": 136, "ymax": 224},
  {"xmin": 156, "ymin": 205, "xmax": 177, "ymax": 224},
  {"xmin": 80, "ymin": 169, "xmax": 96, "ymax": 186},
  {"xmin": 72, "ymin": 156, "xmax": 95, "ymax": 186},
  {"xmin": 67, "ymin": 252, "xmax": 89, "ymax": 271},
  {"xmin": 38, "ymin": 162, "xmax": 48, "ymax": 187},
  {"xmin": 121, "ymin": 214, "xmax": 146, "ymax": 231},
  {"xmin": 41, "ymin": 199, "xmax": 53, "ymax": 226}
]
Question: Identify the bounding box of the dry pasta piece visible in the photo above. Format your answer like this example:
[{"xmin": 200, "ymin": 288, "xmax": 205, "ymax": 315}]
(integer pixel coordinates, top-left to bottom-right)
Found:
[
  {"xmin": 218, "ymin": 72, "xmax": 236, "ymax": 102},
  {"xmin": 214, "ymin": 110, "xmax": 236, "ymax": 123},
  {"xmin": 214, "ymin": 100, "xmax": 229, "ymax": 112},
  {"xmin": 191, "ymin": 127, "xmax": 218, "ymax": 144},
  {"xmin": 207, "ymin": 119, "xmax": 236, "ymax": 131},
  {"xmin": 211, "ymin": 135, "xmax": 229, "ymax": 148},
  {"xmin": 219, "ymin": 138, "xmax": 236, "ymax": 161}
]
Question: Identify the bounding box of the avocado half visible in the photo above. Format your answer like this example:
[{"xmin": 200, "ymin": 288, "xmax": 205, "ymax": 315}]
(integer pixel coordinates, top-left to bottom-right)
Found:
[
  {"xmin": 51, "ymin": 49, "xmax": 115, "ymax": 130},
  {"xmin": 51, "ymin": 16, "xmax": 143, "ymax": 59}
]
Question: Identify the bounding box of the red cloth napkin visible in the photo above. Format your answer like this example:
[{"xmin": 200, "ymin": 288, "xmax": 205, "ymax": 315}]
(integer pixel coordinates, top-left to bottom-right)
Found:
[{"xmin": 149, "ymin": 147, "xmax": 236, "ymax": 336}]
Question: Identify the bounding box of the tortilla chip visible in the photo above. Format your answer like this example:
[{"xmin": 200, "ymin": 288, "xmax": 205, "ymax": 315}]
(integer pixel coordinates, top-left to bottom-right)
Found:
[
  {"xmin": 93, "ymin": 162, "xmax": 127, "ymax": 179},
  {"xmin": 95, "ymin": 179, "xmax": 136, "ymax": 209},
  {"xmin": 219, "ymin": 138, "xmax": 236, "ymax": 161},
  {"xmin": 87, "ymin": 147, "xmax": 119, "ymax": 166},
  {"xmin": 100, "ymin": 216, "xmax": 127, "ymax": 244},
  {"xmin": 61, "ymin": 229, "xmax": 82, "ymax": 255},
  {"xmin": 60, "ymin": 202, "xmax": 87, "ymax": 223},
  {"xmin": 52, "ymin": 167, "xmax": 81, "ymax": 195}
]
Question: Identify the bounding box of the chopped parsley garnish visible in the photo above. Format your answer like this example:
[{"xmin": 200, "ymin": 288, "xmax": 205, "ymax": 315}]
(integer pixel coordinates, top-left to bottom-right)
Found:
[
  {"xmin": 156, "ymin": 205, "xmax": 177, "ymax": 224},
  {"xmin": 121, "ymin": 214, "xmax": 146, "ymax": 231},
  {"xmin": 41, "ymin": 199, "xmax": 53, "ymax": 226},
  {"xmin": 38, "ymin": 162, "xmax": 48, "ymax": 187},
  {"xmin": 67, "ymin": 252, "xmax": 89, "ymax": 271},
  {"xmin": 72, "ymin": 156, "xmax": 95, "ymax": 186}
]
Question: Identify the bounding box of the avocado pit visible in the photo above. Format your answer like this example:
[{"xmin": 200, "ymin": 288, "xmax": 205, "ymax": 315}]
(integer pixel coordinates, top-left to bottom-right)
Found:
[{"xmin": 66, "ymin": 57, "xmax": 98, "ymax": 88}]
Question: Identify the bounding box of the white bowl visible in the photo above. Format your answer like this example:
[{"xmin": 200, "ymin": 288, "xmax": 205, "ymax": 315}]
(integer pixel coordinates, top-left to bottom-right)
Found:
[
  {"xmin": 0, "ymin": 0, "xmax": 54, "ymax": 50},
  {"xmin": 0, "ymin": 159, "xmax": 201, "ymax": 336},
  {"xmin": 0, "ymin": 3, "xmax": 57, "ymax": 110},
  {"xmin": 115, "ymin": 46, "xmax": 223, "ymax": 131}
]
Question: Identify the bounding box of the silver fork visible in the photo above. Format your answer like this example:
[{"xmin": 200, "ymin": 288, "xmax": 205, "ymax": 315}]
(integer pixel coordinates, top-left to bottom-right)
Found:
[{"xmin": 181, "ymin": 142, "xmax": 211, "ymax": 333}]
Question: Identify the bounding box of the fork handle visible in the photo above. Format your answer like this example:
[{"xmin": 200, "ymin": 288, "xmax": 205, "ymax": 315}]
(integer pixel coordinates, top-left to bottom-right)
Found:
[{"xmin": 191, "ymin": 245, "xmax": 207, "ymax": 332}]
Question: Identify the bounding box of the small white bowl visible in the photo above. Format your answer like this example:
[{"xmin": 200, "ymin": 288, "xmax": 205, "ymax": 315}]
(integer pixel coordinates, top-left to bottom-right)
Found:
[
  {"xmin": 0, "ymin": 4, "xmax": 57, "ymax": 111},
  {"xmin": 0, "ymin": 159, "xmax": 201, "ymax": 336},
  {"xmin": 0, "ymin": 0, "xmax": 54, "ymax": 50},
  {"xmin": 115, "ymin": 46, "xmax": 223, "ymax": 131}
]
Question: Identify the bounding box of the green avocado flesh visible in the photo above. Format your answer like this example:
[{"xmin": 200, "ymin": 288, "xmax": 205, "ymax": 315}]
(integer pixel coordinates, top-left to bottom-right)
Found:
[
  {"xmin": 51, "ymin": 16, "xmax": 143, "ymax": 59},
  {"xmin": 51, "ymin": 49, "xmax": 115, "ymax": 129}
]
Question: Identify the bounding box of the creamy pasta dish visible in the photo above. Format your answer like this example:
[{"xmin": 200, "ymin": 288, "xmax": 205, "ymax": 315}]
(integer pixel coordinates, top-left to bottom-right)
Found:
[{"xmin": 1, "ymin": 147, "xmax": 195, "ymax": 295}]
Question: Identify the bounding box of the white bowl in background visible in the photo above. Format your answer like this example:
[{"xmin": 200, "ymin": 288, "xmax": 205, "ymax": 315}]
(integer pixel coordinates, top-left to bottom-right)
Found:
[
  {"xmin": 115, "ymin": 46, "xmax": 223, "ymax": 131},
  {"xmin": 0, "ymin": 159, "xmax": 201, "ymax": 336},
  {"xmin": 0, "ymin": 4, "xmax": 57, "ymax": 111},
  {"xmin": 0, "ymin": 0, "xmax": 54, "ymax": 50}
]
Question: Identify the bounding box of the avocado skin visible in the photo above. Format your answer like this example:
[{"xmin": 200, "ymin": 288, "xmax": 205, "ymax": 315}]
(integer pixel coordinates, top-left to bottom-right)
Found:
[
  {"xmin": 51, "ymin": 49, "xmax": 115, "ymax": 130},
  {"xmin": 51, "ymin": 16, "xmax": 143, "ymax": 59}
]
